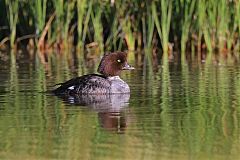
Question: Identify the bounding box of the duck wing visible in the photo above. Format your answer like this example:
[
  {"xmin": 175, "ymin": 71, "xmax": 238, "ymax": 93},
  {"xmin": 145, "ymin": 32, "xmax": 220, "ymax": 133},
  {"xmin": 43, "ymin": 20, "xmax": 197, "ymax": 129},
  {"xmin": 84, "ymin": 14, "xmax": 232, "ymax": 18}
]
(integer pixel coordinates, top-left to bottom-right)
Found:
[{"xmin": 52, "ymin": 74, "xmax": 111, "ymax": 95}]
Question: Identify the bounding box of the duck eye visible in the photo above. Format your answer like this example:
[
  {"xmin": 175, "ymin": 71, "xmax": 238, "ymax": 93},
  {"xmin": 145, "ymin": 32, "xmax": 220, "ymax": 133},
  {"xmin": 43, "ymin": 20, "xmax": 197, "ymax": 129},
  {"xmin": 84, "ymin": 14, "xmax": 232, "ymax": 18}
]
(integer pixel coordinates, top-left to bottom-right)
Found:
[{"xmin": 117, "ymin": 59, "xmax": 121, "ymax": 63}]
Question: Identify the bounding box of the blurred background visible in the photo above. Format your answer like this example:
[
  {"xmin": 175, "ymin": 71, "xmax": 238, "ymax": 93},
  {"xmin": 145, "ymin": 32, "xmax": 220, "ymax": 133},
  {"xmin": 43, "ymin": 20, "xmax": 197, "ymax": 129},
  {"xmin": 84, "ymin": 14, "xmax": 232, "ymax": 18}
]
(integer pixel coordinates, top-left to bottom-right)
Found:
[
  {"xmin": 0, "ymin": 1, "xmax": 240, "ymax": 159},
  {"xmin": 0, "ymin": 0, "xmax": 240, "ymax": 62}
]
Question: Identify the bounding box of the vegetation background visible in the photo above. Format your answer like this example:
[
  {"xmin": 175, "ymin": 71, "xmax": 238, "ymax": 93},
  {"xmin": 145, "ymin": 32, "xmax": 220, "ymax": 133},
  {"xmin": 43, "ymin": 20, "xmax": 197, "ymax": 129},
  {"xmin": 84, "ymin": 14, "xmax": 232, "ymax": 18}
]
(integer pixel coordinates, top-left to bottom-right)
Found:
[
  {"xmin": 0, "ymin": 1, "xmax": 240, "ymax": 159},
  {"xmin": 0, "ymin": 0, "xmax": 240, "ymax": 62}
]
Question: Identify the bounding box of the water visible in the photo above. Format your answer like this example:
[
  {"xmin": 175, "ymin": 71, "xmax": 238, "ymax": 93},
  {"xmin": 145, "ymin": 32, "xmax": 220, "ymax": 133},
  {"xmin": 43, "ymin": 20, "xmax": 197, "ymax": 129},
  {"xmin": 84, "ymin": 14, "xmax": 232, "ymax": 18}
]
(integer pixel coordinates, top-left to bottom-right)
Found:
[{"xmin": 0, "ymin": 52, "xmax": 240, "ymax": 160}]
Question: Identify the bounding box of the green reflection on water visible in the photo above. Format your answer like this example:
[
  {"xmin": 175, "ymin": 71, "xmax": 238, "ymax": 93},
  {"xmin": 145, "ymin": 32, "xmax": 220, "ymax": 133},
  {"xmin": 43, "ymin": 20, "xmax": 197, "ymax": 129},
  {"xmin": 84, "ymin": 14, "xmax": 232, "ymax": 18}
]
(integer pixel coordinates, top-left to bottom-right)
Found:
[{"xmin": 0, "ymin": 53, "xmax": 239, "ymax": 160}]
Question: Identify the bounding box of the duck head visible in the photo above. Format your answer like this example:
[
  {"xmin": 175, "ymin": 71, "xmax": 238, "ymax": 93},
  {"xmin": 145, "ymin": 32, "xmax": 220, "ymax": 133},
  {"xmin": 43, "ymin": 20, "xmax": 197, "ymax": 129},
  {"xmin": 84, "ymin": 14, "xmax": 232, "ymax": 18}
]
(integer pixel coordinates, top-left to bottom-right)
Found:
[{"xmin": 97, "ymin": 51, "xmax": 134, "ymax": 76}]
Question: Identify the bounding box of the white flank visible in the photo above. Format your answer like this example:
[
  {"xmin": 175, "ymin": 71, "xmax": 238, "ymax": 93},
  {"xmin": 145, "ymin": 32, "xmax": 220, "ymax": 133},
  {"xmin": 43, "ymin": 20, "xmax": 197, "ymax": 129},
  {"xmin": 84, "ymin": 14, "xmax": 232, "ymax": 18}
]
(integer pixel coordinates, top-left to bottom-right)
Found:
[{"xmin": 68, "ymin": 86, "xmax": 75, "ymax": 90}]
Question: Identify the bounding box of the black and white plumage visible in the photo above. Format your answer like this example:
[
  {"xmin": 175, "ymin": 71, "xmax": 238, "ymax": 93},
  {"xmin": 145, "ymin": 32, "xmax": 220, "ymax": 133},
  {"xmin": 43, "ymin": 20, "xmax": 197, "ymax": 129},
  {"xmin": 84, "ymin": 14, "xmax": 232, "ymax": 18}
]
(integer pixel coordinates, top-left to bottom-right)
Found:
[
  {"xmin": 53, "ymin": 74, "xmax": 111, "ymax": 95},
  {"xmin": 52, "ymin": 51, "xmax": 134, "ymax": 95}
]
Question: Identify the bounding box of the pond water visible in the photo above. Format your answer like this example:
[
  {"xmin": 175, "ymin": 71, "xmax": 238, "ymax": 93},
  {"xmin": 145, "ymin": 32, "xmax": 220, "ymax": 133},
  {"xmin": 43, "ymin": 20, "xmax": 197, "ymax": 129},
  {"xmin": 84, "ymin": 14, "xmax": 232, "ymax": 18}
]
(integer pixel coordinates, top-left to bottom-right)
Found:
[{"xmin": 0, "ymin": 51, "xmax": 240, "ymax": 160}]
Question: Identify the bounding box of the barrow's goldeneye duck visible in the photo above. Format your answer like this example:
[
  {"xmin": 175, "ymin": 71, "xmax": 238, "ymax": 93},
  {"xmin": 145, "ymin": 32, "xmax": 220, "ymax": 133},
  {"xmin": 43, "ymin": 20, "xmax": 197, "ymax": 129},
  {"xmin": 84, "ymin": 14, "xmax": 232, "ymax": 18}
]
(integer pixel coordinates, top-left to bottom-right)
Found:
[{"xmin": 52, "ymin": 51, "xmax": 134, "ymax": 95}]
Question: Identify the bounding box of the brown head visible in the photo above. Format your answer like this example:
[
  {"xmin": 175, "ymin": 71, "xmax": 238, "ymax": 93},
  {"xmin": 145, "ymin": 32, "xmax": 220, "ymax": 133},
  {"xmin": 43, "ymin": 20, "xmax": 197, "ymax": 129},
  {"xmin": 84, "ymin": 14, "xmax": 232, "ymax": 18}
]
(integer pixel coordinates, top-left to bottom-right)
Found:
[{"xmin": 97, "ymin": 51, "xmax": 134, "ymax": 76}]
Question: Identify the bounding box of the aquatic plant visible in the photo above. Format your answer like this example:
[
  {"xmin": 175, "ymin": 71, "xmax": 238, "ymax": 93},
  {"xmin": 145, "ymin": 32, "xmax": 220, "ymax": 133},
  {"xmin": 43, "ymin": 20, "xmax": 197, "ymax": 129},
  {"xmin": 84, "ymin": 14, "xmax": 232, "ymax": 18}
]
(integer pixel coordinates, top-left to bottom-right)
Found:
[
  {"xmin": 4, "ymin": 0, "xmax": 18, "ymax": 48},
  {"xmin": 152, "ymin": 0, "xmax": 172, "ymax": 54},
  {"xmin": 0, "ymin": 0, "xmax": 239, "ymax": 61}
]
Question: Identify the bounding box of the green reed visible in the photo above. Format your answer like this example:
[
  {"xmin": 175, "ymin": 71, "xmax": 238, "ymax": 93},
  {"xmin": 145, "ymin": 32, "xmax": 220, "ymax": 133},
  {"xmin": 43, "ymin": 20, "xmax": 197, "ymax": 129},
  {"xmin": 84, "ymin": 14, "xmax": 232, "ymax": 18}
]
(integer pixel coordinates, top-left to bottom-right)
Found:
[
  {"xmin": 228, "ymin": 0, "xmax": 240, "ymax": 51},
  {"xmin": 104, "ymin": 14, "xmax": 122, "ymax": 51},
  {"xmin": 34, "ymin": 0, "xmax": 47, "ymax": 34},
  {"xmin": 64, "ymin": 0, "xmax": 75, "ymax": 46},
  {"xmin": 196, "ymin": 0, "xmax": 213, "ymax": 53},
  {"xmin": 91, "ymin": 4, "xmax": 104, "ymax": 53},
  {"xmin": 81, "ymin": 0, "xmax": 92, "ymax": 46},
  {"xmin": 104, "ymin": 17, "xmax": 115, "ymax": 50},
  {"xmin": 178, "ymin": 0, "xmax": 196, "ymax": 53},
  {"xmin": 77, "ymin": 0, "xmax": 87, "ymax": 49},
  {"xmin": 53, "ymin": 0, "xmax": 64, "ymax": 44},
  {"xmin": 218, "ymin": 0, "xmax": 240, "ymax": 51},
  {"xmin": 1, "ymin": 0, "xmax": 240, "ymax": 60},
  {"xmin": 152, "ymin": 0, "xmax": 172, "ymax": 54},
  {"xmin": 4, "ymin": 0, "xmax": 18, "ymax": 48},
  {"xmin": 195, "ymin": 0, "xmax": 240, "ymax": 53},
  {"xmin": 141, "ymin": 4, "xmax": 154, "ymax": 49},
  {"xmin": 237, "ymin": 1, "xmax": 240, "ymax": 33},
  {"xmin": 115, "ymin": 2, "xmax": 136, "ymax": 52}
]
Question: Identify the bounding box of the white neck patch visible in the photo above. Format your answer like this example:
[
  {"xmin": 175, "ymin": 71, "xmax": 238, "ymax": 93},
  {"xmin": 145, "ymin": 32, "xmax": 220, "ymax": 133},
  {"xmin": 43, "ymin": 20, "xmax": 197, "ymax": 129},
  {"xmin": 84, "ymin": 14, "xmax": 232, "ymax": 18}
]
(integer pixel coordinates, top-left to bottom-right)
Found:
[{"xmin": 108, "ymin": 76, "xmax": 120, "ymax": 80}]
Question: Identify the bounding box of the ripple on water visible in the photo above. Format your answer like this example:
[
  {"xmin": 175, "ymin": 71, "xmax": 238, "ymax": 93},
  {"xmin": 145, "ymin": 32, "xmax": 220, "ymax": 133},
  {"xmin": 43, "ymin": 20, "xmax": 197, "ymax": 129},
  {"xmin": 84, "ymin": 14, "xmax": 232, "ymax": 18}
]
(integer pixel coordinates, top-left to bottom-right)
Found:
[{"xmin": 0, "ymin": 55, "xmax": 240, "ymax": 160}]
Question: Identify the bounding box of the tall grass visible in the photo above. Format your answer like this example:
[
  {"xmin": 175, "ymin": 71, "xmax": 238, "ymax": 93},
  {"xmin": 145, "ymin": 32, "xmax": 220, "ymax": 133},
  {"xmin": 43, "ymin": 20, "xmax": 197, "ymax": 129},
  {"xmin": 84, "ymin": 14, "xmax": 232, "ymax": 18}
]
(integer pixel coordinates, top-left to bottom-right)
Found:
[
  {"xmin": 115, "ymin": 2, "xmax": 136, "ymax": 52},
  {"xmin": 81, "ymin": 0, "xmax": 92, "ymax": 47},
  {"xmin": 91, "ymin": 3, "xmax": 104, "ymax": 53},
  {"xmin": 76, "ymin": 0, "xmax": 87, "ymax": 49},
  {"xmin": 53, "ymin": 0, "xmax": 64, "ymax": 45},
  {"xmin": 178, "ymin": 0, "xmax": 196, "ymax": 53},
  {"xmin": 34, "ymin": 0, "xmax": 47, "ymax": 34},
  {"xmin": 5, "ymin": 0, "xmax": 18, "ymax": 48},
  {"xmin": 64, "ymin": 0, "xmax": 75, "ymax": 47},
  {"xmin": 152, "ymin": 0, "xmax": 172, "ymax": 54},
  {"xmin": 195, "ymin": 0, "xmax": 240, "ymax": 53},
  {"xmin": 1, "ymin": 0, "xmax": 240, "ymax": 61}
]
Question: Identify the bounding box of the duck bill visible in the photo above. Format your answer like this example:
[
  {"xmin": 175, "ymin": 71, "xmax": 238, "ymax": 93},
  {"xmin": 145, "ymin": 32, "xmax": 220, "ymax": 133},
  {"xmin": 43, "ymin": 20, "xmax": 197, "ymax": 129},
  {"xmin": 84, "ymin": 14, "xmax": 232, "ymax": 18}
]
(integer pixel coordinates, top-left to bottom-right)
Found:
[{"xmin": 122, "ymin": 63, "xmax": 135, "ymax": 70}]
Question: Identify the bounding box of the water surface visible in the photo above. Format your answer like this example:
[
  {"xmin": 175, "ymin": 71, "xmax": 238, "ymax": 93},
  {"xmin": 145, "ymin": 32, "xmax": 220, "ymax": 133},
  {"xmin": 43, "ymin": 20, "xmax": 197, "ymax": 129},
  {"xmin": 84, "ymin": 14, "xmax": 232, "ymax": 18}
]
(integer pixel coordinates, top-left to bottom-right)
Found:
[{"xmin": 0, "ymin": 52, "xmax": 240, "ymax": 160}]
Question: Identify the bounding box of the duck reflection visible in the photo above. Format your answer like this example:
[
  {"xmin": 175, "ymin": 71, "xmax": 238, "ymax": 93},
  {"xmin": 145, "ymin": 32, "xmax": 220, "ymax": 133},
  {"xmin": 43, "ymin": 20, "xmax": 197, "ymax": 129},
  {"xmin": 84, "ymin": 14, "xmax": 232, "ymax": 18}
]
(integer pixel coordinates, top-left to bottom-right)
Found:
[{"xmin": 57, "ymin": 94, "xmax": 130, "ymax": 133}]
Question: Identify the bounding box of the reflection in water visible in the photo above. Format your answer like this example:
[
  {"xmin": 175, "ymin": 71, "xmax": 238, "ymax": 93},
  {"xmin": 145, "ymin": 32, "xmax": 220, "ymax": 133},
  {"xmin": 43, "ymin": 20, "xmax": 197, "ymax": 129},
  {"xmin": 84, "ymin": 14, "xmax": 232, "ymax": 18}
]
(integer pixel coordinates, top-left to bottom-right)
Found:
[
  {"xmin": 0, "ymin": 52, "xmax": 240, "ymax": 160},
  {"xmin": 57, "ymin": 94, "xmax": 130, "ymax": 133}
]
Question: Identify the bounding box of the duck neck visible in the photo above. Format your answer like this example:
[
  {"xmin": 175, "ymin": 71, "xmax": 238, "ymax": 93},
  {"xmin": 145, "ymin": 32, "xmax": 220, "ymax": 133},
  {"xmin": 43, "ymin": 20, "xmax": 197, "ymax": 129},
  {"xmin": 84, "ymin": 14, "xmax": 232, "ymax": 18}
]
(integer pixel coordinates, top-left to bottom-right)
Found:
[{"xmin": 108, "ymin": 76, "xmax": 121, "ymax": 80}]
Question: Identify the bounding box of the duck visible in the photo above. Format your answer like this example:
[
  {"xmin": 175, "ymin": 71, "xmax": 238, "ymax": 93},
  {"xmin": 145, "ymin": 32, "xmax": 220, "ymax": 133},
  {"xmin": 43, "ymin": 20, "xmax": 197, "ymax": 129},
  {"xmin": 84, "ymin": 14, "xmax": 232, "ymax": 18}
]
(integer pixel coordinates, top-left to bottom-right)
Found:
[{"xmin": 52, "ymin": 51, "xmax": 134, "ymax": 95}]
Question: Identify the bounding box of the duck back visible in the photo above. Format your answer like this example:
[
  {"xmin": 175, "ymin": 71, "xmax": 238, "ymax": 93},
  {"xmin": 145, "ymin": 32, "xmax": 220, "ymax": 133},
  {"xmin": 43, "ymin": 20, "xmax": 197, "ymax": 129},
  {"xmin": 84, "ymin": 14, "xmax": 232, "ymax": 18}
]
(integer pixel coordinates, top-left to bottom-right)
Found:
[{"xmin": 53, "ymin": 74, "xmax": 111, "ymax": 95}]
